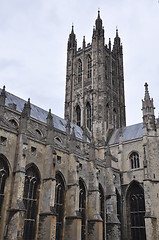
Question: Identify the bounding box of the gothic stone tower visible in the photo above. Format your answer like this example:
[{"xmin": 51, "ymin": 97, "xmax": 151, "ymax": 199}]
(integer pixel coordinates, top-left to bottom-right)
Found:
[{"xmin": 65, "ymin": 11, "xmax": 126, "ymax": 145}]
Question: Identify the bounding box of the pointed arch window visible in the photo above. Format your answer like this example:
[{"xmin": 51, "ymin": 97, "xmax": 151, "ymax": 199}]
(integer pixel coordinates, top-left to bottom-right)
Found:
[
  {"xmin": 127, "ymin": 182, "xmax": 146, "ymax": 240},
  {"xmin": 86, "ymin": 102, "xmax": 91, "ymax": 131},
  {"xmin": 78, "ymin": 59, "xmax": 82, "ymax": 83},
  {"xmin": 55, "ymin": 173, "xmax": 65, "ymax": 240},
  {"xmin": 87, "ymin": 55, "xmax": 92, "ymax": 79},
  {"xmin": 79, "ymin": 179, "xmax": 86, "ymax": 240},
  {"xmin": 76, "ymin": 105, "xmax": 81, "ymax": 127},
  {"xmin": 0, "ymin": 156, "xmax": 9, "ymax": 221},
  {"xmin": 130, "ymin": 152, "xmax": 140, "ymax": 169},
  {"xmin": 99, "ymin": 184, "xmax": 105, "ymax": 240},
  {"xmin": 116, "ymin": 189, "xmax": 121, "ymax": 222},
  {"xmin": 23, "ymin": 166, "xmax": 40, "ymax": 240}
]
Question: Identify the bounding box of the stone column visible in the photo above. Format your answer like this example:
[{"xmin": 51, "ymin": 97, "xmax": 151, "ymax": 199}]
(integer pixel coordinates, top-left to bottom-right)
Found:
[
  {"xmin": 7, "ymin": 101, "xmax": 31, "ymax": 239},
  {"xmin": 38, "ymin": 109, "xmax": 57, "ymax": 240},
  {"xmin": 87, "ymin": 142, "xmax": 103, "ymax": 240}
]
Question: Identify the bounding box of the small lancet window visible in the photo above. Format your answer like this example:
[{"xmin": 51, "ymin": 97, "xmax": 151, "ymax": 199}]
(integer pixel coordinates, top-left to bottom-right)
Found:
[
  {"xmin": 86, "ymin": 102, "xmax": 91, "ymax": 131},
  {"xmin": 35, "ymin": 129, "xmax": 42, "ymax": 136},
  {"xmin": 77, "ymin": 59, "xmax": 82, "ymax": 83},
  {"xmin": 55, "ymin": 173, "xmax": 65, "ymax": 240},
  {"xmin": 87, "ymin": 55, "xmax": 92, "ymax": 79},
  {"xmin": 76, "ymin": 105, "xmax": 81, "ymax": 127},
  {"xmin": 130, "ymin": 152, "xmax": 140, "ymax": 169},
  {"xmin": 99, "ymin": 184, "xmax": 105, "ymax": 240},
  {"xmin": 23, "ymin": 166, "xmax": 40, "ymax": 240},
  {"xmin": 79, "ymin": 179, "xmax": 86, "ymax": 240},
  {"xmin": 0, "ymin": 156, "xmax": 9, "ymax": 221}
]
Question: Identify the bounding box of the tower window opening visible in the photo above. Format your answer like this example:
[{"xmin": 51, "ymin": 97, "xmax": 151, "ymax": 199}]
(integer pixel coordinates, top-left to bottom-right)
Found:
[
  {"xmin": 87, "ymin": 56, "xmax": 92, "ymax": 79},
  {"xmin": 86, "ymin": 102, "xmax": 91, "ymax": 131},
  {"xmin": 77, "ymin": 59, "xmax": 82, "ymax": 83}
]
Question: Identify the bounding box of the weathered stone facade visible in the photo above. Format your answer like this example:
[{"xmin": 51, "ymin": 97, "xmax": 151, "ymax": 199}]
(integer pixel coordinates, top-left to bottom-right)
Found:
[{"xmin": 0, "ymin": 11, "xmax": 159, "ymax": 240}]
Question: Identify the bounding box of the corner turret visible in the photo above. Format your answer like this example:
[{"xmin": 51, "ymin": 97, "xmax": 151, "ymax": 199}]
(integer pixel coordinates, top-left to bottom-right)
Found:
[
  {"xmin": 142, "ymin": 83, "xmax": 156, "ymax": 131},
  {"xmin": 67, "ymin": 25, "xmax": 77, "ymax": 53}
]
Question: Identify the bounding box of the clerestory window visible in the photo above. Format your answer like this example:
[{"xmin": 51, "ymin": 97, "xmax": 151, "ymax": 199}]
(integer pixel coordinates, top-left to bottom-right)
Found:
[{"xmin": 23, "ymin": 165, "xmax": 40, "ymax": 240}]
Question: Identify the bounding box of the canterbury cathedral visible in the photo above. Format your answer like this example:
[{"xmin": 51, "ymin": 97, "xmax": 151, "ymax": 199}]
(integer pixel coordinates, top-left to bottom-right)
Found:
[{"xmin": 0, "ymin": 11, "xmax": 159, "ymax": 240}]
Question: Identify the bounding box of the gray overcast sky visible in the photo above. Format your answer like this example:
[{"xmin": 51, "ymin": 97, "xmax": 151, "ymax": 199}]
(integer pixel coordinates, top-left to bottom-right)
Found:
[{"xmin": 0, "ymin": 0, "xmax": 159, "ymax": 126}]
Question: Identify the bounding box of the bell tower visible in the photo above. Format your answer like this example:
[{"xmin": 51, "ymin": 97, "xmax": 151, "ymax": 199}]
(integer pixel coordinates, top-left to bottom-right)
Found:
[{"xmin": 64, "ymin": 11, "xmax": 126, "ymax": 145}]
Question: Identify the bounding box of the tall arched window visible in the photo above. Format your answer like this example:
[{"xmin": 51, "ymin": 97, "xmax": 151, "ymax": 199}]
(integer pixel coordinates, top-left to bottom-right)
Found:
[
  {"xmin": 0, "ymin": 156, "xmax": 9, "ymax": 221},
  {"xmin": 116, "ymin": 189, "xmax": 121, "ymax": 222},
  {"xmin": 99, "ymin": 184, "xmax": 105, "ymax": 240},
  {"xmin": 87, "ymin": 55, "xmax": 92, "ymax": 79},
  {"xmin": 76, "ymin": 105, "xmax": 81, "ymax": 127},
  {"xmin": 77, "ymin": 59, "xmax": 82, "ymax": 83},
  {"xmin": 79, "ymin": 179, "xmax": 86, "ymax": 240},
  {"xmin": 23, "ymin": 165, "xmax": 40, "ymax": 240},
  {"xmin": 86, "ymin": 102, "xmax": 91, "ymax": 131},
  {"xmin": 130, "ymin": 152, "xmax": 140, "ymax": 169},
  {"xmin": 55, "ymin": 172, "xmax": 65, "ymax": 240},
  {"xmin": 127, "ymin": 181, "xmax": 146, "ymax": 240}
]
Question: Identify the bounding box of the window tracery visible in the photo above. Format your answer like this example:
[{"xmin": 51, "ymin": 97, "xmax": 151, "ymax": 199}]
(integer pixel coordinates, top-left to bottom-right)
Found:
[
  {"xmin": 55, "ymin": 173, "xmax": 65, "ymax": 240},
  {"xmin": 87, "ymin": 55, "xmax": 92, "ymax": 79},
  {"xmin": 76, "ymin": 105, "xmax": 81, "ymax": 127},
  {"xmin": 86, "ymin": 102, "xmax": 91, "ymax": 131},
  {"xmin": 0, "ymin": 156, "xmax": 9, "ymax": 221},
  {"xmin": 79, "ymin": 179, "xmax": 86, "ymax": 240},
  {"xmin": 130, "ymin": 152, "xmax": 140, "ymax": 169},
  {"xmin": 77, "ymin": 59, "xmax": 82, "ymax": 83},
  {"xmin": 23, "ymin": 165, "xmax": 40, "ymax": 240}
]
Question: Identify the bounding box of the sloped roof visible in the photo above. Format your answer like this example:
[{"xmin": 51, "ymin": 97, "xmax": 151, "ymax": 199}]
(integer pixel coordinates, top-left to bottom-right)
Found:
[
  {"xmin": 0, "ymin": 89, "xmax": 83, "ymax": 140},
  {"xmin": 109, "ymin": 122, "xmax": 143, "ymax": 145}
]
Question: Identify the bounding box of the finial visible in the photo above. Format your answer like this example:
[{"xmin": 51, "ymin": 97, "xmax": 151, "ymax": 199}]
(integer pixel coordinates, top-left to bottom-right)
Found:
[
  {"xmin": 28, "ymin": 98, "xmax": 30, "ymax": 103},
  {"xmin": 3, "ymin": 85, "xmax": 5, "ymax": 91},
  {"xmin": 144, "ymin": 82, "xmax": 148, "ymax": 93},
  {"xmin": 116, "ymin": 27, "xmax": 119, "ymax": 37},
  {"xmin": 98, "ymin": 9, "xmax": 100, "ymax": 18}
]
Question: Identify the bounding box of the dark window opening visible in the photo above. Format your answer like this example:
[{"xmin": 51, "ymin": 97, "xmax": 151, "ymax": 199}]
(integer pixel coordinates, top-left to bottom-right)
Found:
[
  {"xmin": 99, "ymin": 184, "xmax": 105, "ymax": 240},
  {"xmin": 130, "ymin": 152, "xmax": 140, "ymax": 169},
  {"xmin": 86, "ymin": 102, "xmax": 91, "ymax": 131},
  {"xmin": 78, "ymin": 59, "xmax": 82, "ymax": 83},
  {"xmin": 87, "ymin": 56, "xmax": 92, "ymax": 79},
  {"xmin": 9, "ymin": 119, "xmax": 18, "ymax": 127},
  {"xmin": 23, "ymin": 166, "xmax": 40, "ymax": 240},
  {"xmin": 127, "ymin": 182, "xmax": 146, "ymax": 240},
  {"xmin": 76, "ymin": 105, "xmax": 81, "ymax": 127},
  {"xmin": 55, "ymin": 173, "xmax": 65, "ymax": 240},
  {"xmin": 79, "ymin": 179, "xmax": 86, "ymax": 240},
  {"xmin": 116, "ymin": 189, "xmax": 121, "ymax": 222},
  {"xmin": 0, "ymin": 157, "xmax": 9, "ymax": 221}
]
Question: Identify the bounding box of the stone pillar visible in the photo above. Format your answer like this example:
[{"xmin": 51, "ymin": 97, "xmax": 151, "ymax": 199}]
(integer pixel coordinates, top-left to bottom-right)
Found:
[
  {"xmin": 64, "ymin": 153, "xmax": 81, "ymax": 239},
  {"xmin": 38, "ymin": 109, "xmax": 57, "ymax": 240},
  {"xmin": 87, "ymin": 142, "xmax": 103, "ymax": 240},
  {"xmin": 105, "ymin": 147, "xmax": 120, "ymax": 240},
  {"xmin": 7, "ymin": 100, "xmax": 31, "ymax": 239}
]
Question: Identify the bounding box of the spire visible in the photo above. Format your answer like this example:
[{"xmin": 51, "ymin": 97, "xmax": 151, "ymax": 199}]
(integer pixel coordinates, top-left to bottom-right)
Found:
[
  {"xmin": 92, "ymin": 10, "xmax": 104, "ymax": 39},
  {"xmin": 113, "ymin": 28, "xmax": 121, "ymax": 54},
  {"xmin": 142, "ymin": 83, "xmax": 156, "ymax": 131},
  {"xmin": 95, "ymin": 10, "xmax": 103, "ymax": 31},
  {"xmin": 46, "ymin": 109, "xmax": 54, "ymax": 145},
  {"xmin": 67, "ymin": 24, "xmax": 77, "ymax": 52},
  {"xmin": 83, "ymin": 36, "xmax": 86, "ymax": 49},
  {"xmin": 0, "ymin": 85, "xmax": 6, "ymax": 106}
]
